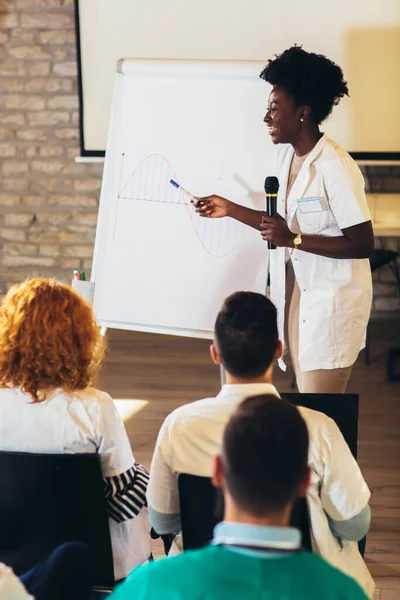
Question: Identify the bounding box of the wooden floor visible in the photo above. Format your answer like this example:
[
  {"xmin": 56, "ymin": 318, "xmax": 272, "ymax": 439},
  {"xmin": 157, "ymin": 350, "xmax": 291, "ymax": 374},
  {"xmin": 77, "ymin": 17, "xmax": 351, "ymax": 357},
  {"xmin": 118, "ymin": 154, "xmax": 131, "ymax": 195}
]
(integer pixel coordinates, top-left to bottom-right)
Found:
[{"xmin": 99, "ymin": 318, "xmax": 400, "ymax": 600}]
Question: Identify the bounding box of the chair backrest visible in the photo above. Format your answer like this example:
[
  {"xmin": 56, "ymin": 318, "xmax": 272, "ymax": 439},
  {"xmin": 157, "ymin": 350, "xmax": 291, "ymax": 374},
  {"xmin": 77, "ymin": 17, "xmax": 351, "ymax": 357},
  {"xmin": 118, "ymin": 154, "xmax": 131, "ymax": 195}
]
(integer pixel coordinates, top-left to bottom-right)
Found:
[
  {"xmin": 178, "ymin": 393, "xmax": 359, "ymax": 551},
  {"xmin": 178, "ymin": 474, "xmax": 312, "ymax": 551},
  {"xmin": 0, "ymin": 451, "xmax": 114, "ymax": 588},
  {"xmin": 178, "ymin": 474, "xmax": 218, "ymax": 550},
  {"xmin": 282, "ymin": 393, "xmax": 359, "ymax": 459},
  {"xmin": 369, "ymin": 248, "xmax": 399, "ymax": 273}
]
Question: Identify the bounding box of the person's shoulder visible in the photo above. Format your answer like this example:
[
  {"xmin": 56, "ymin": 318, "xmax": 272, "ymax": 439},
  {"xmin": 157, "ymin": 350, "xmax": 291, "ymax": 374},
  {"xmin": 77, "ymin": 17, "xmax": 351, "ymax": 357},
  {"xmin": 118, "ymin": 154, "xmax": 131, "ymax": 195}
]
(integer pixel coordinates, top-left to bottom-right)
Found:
[
  {"xmin": 296, "ymin": 553, "xmax": 369, "ymax": 598},
  {"xmin": 117, "ymin": 547, "xmax": 217, "ymax": 599},
  {"xmin": 320, "ymin": 137, "xmax": 362, "ymax": 178},
  {"xmin": 296, "ymin": 406, "xmax": 348, "ymax": 458},
  {"xmin": 74, "ymin": 387, "xmax": 113, "ymax": 404},
  {"xmin": 0, "ymin": 387, "xmax": 24, "ymax": 403},
  {"xmin": 70, "ymin": 387, "xmax": 114, "ymax": 413},
  {"xmin": 296, "ymin": 405, "xmax": 338, "ymax": 434},
  {"xmin": 66, "ymin": 387, "xmax": 118, "ymax": 427},
  {"xmin": 322, "ymin": 136, "xmax": 350, "ymax": 159},
  {"xmin": 162, "ymin": 395, "xmax": 219, "ymax": 430},
  {"xmin": 0, "ymin": 387, "xmax": 18, "ymax": 397}
]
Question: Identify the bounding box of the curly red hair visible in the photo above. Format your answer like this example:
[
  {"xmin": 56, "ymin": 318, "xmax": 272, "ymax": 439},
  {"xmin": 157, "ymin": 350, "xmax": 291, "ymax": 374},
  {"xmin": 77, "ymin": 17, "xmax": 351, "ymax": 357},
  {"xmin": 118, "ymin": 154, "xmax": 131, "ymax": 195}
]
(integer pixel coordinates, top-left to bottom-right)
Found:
[{"xmin": 0, "ymin": 278, "xmax": 106, "ymax": 402}]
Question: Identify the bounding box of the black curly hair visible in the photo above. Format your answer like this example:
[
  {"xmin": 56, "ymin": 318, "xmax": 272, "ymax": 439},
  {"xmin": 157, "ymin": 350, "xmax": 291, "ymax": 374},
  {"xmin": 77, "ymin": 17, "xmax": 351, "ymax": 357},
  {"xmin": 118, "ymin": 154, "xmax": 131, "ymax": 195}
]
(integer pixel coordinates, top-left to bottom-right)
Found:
[{"xmin": 260, "ymin": 45, "xmax": 349, "ymax": 125}]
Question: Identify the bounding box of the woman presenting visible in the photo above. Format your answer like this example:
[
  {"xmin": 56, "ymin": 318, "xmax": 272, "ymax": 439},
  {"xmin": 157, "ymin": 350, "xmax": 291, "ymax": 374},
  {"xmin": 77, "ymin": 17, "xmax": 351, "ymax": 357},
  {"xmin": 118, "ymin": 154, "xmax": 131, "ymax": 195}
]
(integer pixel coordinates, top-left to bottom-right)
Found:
[{"xmin": 195, "ymin": 46, "xmax": 374, "ymax": 393}]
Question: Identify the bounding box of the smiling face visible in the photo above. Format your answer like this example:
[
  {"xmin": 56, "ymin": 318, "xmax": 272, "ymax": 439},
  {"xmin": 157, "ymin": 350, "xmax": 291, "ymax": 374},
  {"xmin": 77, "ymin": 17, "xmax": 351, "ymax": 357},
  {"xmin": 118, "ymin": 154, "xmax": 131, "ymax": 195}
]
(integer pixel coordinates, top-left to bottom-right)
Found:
[{"xmin": 264, "ymin": 85, "xmax": 305, "ymax": 145}]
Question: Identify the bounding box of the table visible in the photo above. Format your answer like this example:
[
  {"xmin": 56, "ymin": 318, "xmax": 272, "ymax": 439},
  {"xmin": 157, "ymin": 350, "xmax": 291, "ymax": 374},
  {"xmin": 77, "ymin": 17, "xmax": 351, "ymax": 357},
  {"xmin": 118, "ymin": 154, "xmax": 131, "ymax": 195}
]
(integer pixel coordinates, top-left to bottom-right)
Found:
[{"xmin": 367, "ymin": 193, "xmax": 400, "ymax": 237}]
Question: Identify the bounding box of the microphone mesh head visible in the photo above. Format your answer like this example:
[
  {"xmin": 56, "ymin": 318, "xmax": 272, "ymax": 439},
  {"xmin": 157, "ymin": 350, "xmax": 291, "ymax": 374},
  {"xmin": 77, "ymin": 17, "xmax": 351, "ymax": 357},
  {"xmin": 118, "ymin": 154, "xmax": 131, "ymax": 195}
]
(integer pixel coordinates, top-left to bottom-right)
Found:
[{"xmin": 264, "ymin": 176, "xmax": 279, "ymax": 194}]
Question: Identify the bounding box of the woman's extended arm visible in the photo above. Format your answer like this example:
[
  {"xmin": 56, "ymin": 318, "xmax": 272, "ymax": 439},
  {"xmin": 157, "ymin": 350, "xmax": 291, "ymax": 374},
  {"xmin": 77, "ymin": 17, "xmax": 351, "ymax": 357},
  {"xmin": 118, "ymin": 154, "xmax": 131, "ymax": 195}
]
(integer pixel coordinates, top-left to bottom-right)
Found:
[{"xmin": 194, "ymin": 195, "xmax": 374, "ymax": 260}]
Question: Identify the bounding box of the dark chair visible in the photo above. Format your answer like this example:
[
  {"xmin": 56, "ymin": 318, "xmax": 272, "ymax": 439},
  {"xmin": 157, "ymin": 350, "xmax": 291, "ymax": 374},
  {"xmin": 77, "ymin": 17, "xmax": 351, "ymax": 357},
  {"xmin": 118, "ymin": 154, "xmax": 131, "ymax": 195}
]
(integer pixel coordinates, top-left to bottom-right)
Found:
[
  {"xmin": 178, "ymin": 474, "xmax": 218, "ymax": 551},
  {"xmin": 0, "ymin": 452, "xmax": 115, "ymax": 593},
  {"xmin": 369, "ymin": 248, "xmax": 400, "ymax": 281},
  {"xmin": 179, "ymin": 393, "xmax": 364, "ymax": 555},
  {"xmin": 282, "ymin": 393, "xmax": 359, "ymax": 460},
  {"xmin": 365, "ymin": 248, "xmax": 400, "ymax": 368},
  {"xmin": 179, "ymin": 474, "xmax": 312, "ymax": 552},
  {"xmin": 284, "ymin": 393, "xmax": 365, "ymax": 555}
]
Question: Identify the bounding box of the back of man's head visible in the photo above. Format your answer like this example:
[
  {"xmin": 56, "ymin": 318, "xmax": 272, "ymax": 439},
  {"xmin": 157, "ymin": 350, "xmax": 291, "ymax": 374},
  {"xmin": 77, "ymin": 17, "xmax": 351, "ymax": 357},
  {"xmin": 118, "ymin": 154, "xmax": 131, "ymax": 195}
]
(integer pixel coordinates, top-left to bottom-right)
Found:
[
  {"xmin": 214, "ymin": 292, "xmax": 279, "ymax": 378},
  {"xmin": 221, "ymin": 394, "xmax": 309, "ymax": 515}
]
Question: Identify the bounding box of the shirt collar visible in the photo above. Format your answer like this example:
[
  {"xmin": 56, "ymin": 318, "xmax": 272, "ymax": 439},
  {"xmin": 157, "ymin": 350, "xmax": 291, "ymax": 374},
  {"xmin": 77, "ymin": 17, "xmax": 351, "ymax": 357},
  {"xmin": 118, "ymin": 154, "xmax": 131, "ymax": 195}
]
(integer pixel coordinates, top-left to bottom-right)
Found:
[
  {"xmin": 302, "ymin": 133, "xmax": 327, "ymax": 168},
  {"xmin": 216, "ymin": 382, "xmax": 280, "ymax": 401},
  {"xmin": 285, "ymin": 133, "xmax": 327, "ymax": 171},
  {"xmin": 213, "ymin": 522, "xmax": 301, "ymax": 551}
]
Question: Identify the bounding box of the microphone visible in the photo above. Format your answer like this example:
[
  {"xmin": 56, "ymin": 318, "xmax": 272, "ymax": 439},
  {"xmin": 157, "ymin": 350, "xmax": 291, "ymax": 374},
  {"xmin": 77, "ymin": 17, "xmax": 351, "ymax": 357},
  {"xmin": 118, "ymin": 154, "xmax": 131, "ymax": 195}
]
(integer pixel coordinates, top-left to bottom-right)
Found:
[{"xmin": 264, "ymin": 176, "xmax": 279, "ymax": 250}]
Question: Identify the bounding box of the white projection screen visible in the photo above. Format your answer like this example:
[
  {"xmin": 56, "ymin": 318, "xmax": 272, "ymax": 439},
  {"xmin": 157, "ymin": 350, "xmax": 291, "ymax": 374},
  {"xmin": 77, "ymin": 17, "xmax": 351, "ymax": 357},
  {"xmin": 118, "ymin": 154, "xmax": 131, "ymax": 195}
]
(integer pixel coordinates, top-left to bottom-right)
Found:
[{"xmin": 75, "ymin": 0, "xmax": 400, "ymax": 161}]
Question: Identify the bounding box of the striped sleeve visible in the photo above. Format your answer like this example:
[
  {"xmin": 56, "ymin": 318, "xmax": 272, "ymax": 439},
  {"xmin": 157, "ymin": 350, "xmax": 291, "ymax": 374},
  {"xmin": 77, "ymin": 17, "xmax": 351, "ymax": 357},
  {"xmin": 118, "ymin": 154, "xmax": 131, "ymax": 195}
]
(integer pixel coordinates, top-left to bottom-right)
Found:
[{"xmin": 103, "ymin": 462, "xmax": 149, "ymax": 523}]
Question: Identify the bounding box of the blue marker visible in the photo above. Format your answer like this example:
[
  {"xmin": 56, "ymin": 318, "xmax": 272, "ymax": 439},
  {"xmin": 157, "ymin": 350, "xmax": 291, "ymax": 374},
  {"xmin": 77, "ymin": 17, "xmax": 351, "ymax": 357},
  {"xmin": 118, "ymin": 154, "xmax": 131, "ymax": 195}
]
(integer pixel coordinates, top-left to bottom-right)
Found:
[{"xmin": 169, "ymin": 179, "xmax": 196, "ymax": 201}]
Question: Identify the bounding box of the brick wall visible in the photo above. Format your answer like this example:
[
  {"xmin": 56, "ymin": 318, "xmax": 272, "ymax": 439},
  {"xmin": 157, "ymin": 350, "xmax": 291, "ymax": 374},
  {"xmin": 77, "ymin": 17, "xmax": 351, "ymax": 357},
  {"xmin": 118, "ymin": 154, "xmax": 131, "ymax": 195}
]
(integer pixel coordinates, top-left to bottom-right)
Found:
[
  {"xmin": 0, "ymin": 0, "xmax": 399, "ymax": 313},
  {"xmin": 0, "ymin": 0, "xmax": 103, "ymax": 295}
]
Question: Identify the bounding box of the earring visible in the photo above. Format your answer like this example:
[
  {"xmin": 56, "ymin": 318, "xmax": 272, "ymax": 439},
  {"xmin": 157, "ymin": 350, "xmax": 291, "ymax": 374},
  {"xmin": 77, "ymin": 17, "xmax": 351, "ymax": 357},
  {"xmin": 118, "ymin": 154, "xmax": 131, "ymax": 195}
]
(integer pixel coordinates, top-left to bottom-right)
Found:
[{"xmin": 300, "ymin": 118, "xmax": 304, "ymax": 122}]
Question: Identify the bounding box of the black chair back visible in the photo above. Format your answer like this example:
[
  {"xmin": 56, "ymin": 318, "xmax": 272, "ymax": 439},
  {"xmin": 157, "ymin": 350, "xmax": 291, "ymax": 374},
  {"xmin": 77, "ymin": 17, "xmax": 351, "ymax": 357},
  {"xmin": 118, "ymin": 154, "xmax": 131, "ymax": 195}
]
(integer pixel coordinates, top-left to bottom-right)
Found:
[
  {"xmin": 178, "ymin": 393, "xmax": 359, "ymax": 552},
  {"xmin": 282, "ymin": 393, "xmax": 359, "ymax": 459},
  {"xmin": 179, "ymin": 474, "xmax": 312, "ymax": 551},
  {"xmin": 0, "ymin": 452, "xmax": 114, "ymax": 589},
  {"xmin": 178, "ymin": 474, "xmax": 218, "ymax": 550}
]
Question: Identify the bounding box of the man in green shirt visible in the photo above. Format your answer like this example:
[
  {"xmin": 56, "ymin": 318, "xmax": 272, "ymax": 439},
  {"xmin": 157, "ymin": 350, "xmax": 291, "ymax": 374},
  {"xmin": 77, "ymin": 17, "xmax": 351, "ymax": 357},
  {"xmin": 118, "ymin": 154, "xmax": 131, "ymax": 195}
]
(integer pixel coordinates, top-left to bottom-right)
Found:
[{"xmin": 110, "ymin": 395, "xmax": 369, "ymax": 600}]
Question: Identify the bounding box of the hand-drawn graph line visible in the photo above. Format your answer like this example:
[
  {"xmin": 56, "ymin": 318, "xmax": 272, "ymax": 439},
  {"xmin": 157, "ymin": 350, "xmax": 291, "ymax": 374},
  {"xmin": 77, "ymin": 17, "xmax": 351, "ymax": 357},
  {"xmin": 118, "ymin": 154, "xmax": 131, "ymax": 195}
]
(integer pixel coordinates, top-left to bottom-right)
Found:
[{"xmin": 117, "ymin": 153, "xmax": 250, "ymax": 258}]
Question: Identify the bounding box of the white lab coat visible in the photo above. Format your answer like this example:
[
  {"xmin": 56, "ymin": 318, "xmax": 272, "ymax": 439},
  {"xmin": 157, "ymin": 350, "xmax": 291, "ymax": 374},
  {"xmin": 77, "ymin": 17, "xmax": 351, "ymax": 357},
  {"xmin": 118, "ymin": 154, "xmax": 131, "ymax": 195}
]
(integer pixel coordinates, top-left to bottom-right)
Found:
[
  {"xmin": 147, "ymin": 382, "xmax": 374, "ymax": 597},
  {"xmin": 0, "ymin": 387, "xmax": 151, "ymax": 581},
  {"xmin": 270, "ymin": 134, "xmax": 372, "ymax": 372}
]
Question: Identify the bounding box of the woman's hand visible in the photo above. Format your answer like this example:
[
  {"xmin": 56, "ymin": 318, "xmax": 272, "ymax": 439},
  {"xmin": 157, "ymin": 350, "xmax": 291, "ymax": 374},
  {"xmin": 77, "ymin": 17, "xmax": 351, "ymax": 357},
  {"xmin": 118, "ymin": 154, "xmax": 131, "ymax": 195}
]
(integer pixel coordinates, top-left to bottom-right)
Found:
[
  {"xmin": 192, "ymin": 195, "xmax": 230, "ymax": 218},
  {"xmin": 260, "ymin": 213, "xmax": 294, "ymax": 248}
]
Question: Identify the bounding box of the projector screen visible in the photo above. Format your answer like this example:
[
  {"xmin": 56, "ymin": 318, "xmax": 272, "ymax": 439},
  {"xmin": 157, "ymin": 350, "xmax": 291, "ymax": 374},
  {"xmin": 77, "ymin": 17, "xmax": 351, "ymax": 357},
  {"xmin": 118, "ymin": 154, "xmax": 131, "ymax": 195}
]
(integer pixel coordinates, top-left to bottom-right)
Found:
[{"xmin": 75, "ymin": 0, "xmax": 400, "ymax": 161}]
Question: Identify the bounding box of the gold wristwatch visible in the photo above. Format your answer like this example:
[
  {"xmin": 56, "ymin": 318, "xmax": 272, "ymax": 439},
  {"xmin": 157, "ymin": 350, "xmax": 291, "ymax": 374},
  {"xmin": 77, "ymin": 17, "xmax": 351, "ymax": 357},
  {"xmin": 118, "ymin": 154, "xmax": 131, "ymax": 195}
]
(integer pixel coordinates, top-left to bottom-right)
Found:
[{"xmin": 290, "ymin": 233, "xmax": 302, "ymax": 255}]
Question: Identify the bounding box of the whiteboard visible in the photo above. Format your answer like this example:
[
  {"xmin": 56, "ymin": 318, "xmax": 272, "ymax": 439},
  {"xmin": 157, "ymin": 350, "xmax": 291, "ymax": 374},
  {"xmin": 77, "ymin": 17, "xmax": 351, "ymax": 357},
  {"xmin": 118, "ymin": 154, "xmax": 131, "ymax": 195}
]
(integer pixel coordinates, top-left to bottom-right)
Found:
[
  {"xmin": 76, "ymin": 0, "xmax": 400, "ymax": 157},
  {"xmin": 91, "ymin": 59, "xmax": 274, "ymax": 338}
]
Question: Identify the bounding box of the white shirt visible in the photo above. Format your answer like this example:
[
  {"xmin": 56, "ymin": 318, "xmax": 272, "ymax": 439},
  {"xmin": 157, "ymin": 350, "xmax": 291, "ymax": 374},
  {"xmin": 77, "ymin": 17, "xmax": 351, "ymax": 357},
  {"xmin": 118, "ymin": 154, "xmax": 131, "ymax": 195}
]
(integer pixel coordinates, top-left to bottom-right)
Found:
[
  {"xmin": 0, "ymin": 387, "xmax": 150, "ymax": 581},
  {"xmin": 270, "ymin": 134, "xmax": 373, "ymax": 371},
  {"xmin": 0, "ymin": 564, "xmax": 32, "ymax": 600},
  {"xmin": 147, "ymin": 383, "xmax": 374, "ymax": 598}
]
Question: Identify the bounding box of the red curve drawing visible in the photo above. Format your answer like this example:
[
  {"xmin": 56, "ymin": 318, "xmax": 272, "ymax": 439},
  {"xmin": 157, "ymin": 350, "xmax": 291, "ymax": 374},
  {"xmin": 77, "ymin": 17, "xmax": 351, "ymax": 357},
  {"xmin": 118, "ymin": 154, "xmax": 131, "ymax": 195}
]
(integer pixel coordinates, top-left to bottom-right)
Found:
[{"xmin": 118, "ymin": 153, "xmax": 249, "ymax": 258}]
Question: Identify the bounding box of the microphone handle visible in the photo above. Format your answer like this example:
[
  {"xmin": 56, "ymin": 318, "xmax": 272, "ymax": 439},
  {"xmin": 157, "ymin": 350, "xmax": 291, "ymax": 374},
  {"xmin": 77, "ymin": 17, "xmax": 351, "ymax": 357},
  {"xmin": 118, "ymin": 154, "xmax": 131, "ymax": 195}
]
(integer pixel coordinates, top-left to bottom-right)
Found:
[{"xmin": 266, "ymin": 194, "xmax": 276, "ymax": 250}]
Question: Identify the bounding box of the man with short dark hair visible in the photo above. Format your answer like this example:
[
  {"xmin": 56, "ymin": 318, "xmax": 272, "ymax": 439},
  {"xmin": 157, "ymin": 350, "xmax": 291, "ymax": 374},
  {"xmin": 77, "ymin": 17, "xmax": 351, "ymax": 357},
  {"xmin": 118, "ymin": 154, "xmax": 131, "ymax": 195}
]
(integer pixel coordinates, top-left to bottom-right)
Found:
[
  {"xmin": 213, "ymin": 291, "xmax": 280, "ymax": 379},
  {"xmin": 146, "ymin": 292, "xmax": 373, "ymax": 597},
  {"xmin": 221, "ymin": 395, "xmax": 309, "ymax": 516},
  {"xmin": 111, "ymin": 396, "xmax": 368, "ymax": 600}
]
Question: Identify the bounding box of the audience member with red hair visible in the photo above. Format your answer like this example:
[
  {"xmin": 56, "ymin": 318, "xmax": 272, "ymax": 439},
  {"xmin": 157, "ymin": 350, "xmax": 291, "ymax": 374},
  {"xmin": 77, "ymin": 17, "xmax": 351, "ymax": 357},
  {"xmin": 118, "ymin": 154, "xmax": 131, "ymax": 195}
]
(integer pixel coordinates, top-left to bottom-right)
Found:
[{"xmin": 0, "ymin": 278, "xmax": 151, "ymax": 581}]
